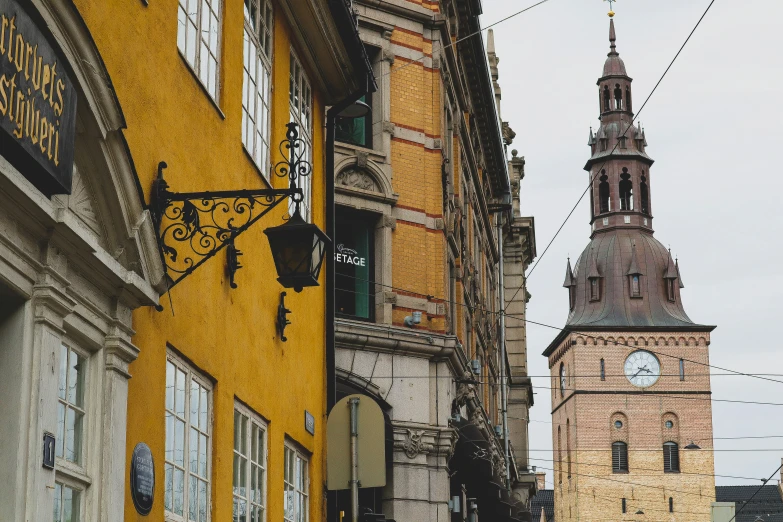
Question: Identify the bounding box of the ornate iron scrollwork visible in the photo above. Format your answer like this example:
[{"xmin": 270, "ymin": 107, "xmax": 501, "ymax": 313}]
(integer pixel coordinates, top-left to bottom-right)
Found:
[
  {"xmin": 150, "ymin": 123, "xmax": 311, "ymax": 293},
  {"xmin": 276, "ymin": 292, "xmax": 292, "ymax": 342}
]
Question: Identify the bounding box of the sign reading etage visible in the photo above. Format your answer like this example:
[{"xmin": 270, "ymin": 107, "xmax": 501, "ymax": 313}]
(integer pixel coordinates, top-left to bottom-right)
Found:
[{"xmin": 0, "ymin": 0, "xmax": 76, "ymax": 195}]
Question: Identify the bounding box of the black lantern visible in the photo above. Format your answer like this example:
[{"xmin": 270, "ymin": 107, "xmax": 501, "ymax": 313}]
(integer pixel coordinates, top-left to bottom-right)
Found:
[{"xmin": 264, "ymin": 208, "xmax": 330, "ymax": 292}]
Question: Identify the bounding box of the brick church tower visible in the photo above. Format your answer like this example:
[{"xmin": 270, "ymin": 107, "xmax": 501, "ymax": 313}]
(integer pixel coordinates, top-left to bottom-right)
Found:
[{"xmin": 543, "ymin": 17, "xmax": 717, "ymax": 522}]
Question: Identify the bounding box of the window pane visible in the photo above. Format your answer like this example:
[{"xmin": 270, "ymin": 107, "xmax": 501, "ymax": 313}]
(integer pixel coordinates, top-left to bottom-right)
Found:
[
  {"xmin": 191, "ymin": 381, "xmax": 200, "ymax": 430},
  {"xmin": 58, "ymin": 345, "xmax": 67, "ymax": 399},
  {"xmin": 174, "ymin": 468, "xmax": 185, "ymax": 515},
  {"xmin": 200, "ymin": 387, "xmax": 208, "ymax": 430},
  {"xmin": 199, "ymin": 433, "xmax": 208, "ymax": 476},
  {"xmin": 189, "ymin": 475, "xmax": 199, "ymax": 521},
  {"xmin": 175, "ymin": 419, "xmax": 186, "ymax": 466},
  {"xmin": 199, "ymin": 480, "xmax": 208, "ymax": 522},
  {"xmin": 63, "ymin": 486, "xmax": 79, "ymax": 522},
  {"xmin": 56, "ymin": 403, "xmax": 65, "ymax": 458},
  {"xmin": 175, "ymin": 369, "xmax": 186, "ymax": 417},
  {"xmin": 165, "ymin": 463, "xmax": 174, "ymax": 511},
  {"xmin": 67, "ymin": 350, "xmax": 84, "ymax": 407},
  {"xmin": 166, "ymin": 361, "xmax": 175, "ymax": 411},
  {"xmin": 190, "ymin": 427, "xmax": 199, "ymax": 472}
]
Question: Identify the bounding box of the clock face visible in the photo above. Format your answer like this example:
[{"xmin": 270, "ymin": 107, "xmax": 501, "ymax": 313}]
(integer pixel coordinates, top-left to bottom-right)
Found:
[{"xmin": 624, "ymin": 350, "xmax": 661, "ymax": 387}]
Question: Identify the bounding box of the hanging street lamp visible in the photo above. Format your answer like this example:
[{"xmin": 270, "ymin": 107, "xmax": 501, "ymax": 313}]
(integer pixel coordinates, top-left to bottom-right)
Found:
[{"xmin": 149, "ymin": 122, "xmax": 330, "ymax": 301}]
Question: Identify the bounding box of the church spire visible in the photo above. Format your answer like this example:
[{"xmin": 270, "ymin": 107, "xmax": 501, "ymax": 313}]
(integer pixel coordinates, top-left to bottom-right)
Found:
[{"xmin": 609, "ymin": 18, "xmax": 617, "ymax": 56}]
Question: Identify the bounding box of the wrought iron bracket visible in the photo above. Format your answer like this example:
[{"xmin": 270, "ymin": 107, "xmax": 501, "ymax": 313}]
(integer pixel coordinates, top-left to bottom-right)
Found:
[
  {"xmin": 276, "ymin": 292, "xmax": 292, "ymax": 342},
  {"xmin": 149, "ymin": 122, "xmax": 312, "ymax": 294}
]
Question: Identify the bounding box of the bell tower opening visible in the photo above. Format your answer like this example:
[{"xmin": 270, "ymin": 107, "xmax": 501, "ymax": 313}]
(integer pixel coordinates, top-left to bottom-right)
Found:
[
  {"xmin": 619, "ymin": 168, "xmax": 633, "ymax": 210},
  {"xmin": 599, "ymin": 171, "xmax": 610, "ymax": 213},
  {"xmin": 640, "ymin": 174, "xmax": 649, "ymax": 214},
  {"xmin": 614, "ymin": 83, "xmax": 623, "ymax": 110}
]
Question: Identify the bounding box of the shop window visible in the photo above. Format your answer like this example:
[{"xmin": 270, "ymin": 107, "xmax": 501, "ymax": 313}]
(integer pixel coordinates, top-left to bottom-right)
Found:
[
  {"xmin": 289, "ymin": 50, "xmax": 313, "ymax": 221},
  {"xmin": 242, "ymin": 0, "xmax": 274, "ymax": 174},
  {"xmin": 177, "ymin": 0, "xmax": 222, "ymax": 100},
  {"xmin": 612, "ymin": 441, "xmax": 628, "ymax": 473},
  {"xmin": 663, "ymin": 442, "xmax": 680, "ymax": 472},
  {"xmin": 57, "ymin": 343, "xmax": 85, "ymax": 465},
  {"xmin": 233, "ymin": 403, "xmax": 268, "ymax": 522},
  {"xmin": 165, "ymin": 353, "xmax": 212, "ymax": 520},
  {"xmin": 284, "ymin": 444, "xmax": 309, "ymax": 522},
  {"xmin": 336, "ymin": 209, "xmax": 375, "ymax": 320},
  {"xmin": 53, "ymin": 482, "xmax": 81, "ymax": 522}
]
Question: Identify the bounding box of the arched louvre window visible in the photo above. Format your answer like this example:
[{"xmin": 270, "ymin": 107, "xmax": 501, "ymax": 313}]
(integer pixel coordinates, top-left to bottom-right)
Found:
[
  {"xmin": 612, "ymin": 442, "xmax": 628, "ymax": 473},
  {"xmin": 663, "ymin": 442, "xmax": 680, "ymax": 472}
]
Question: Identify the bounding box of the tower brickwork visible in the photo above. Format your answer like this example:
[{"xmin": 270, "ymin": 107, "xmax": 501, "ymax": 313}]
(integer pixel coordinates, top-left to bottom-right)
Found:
[{"xmin": 544, "ymin": 18, "xmax": 716, "ymax": 522}]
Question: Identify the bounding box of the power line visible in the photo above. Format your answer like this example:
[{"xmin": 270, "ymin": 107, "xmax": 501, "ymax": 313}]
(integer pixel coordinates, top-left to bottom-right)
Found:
[
  {"xmin": 530, "ymin": 449, "xmax": 783, "ymax": 452},
  {"xmin": 380, "ymin": 0, "xmax": 552, "ymax": 78},
  {"xmin": 728, "ymin": 462, "xmax": 783, "ymax": 522},
  {"xmin": 515, "ymin": 0, "xmax": 718, "ymax": 286},
  {"xmin": 335, "ymin": 280, "xmax": 783, "ymax": 386},
  {"xmin": 530, "ymin": 456, "xmax": 763, "ymax": 482}
]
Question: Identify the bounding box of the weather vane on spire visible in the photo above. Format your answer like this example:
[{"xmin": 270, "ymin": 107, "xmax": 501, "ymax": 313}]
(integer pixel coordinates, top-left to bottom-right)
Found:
[{"xmin": 604, "ymin": 0, "xmax": 616, "ymax": 17}]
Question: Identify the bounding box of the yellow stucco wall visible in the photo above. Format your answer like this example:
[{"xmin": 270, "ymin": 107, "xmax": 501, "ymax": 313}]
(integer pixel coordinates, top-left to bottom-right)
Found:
[{"xmin": 71, "ymin": 1, "xmax": 327, "ymax": 520}]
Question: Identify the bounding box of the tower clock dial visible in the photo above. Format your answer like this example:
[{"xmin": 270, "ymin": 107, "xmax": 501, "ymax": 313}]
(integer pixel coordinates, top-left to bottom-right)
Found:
[{"xmin": 624, "ymin": 350, "xmax": 661, "ymax": 387}]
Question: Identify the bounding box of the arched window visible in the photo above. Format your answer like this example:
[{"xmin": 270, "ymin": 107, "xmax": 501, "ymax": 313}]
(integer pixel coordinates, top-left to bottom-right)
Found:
[
  {"xmin": 566, "ymin": 419, "xmax": 572, "ymax": 479},
  {"xmin": 603, "ymin": 85, "xmax": 611, "ymax": 113},
  {"xmin": 612, "ymin": 442, "xmax": 628, "ymax": 472},
  {"xmin": 599, "ymin": 172, "xmax": 610, "ymax": 213},
  {"xmin": 663, "ymin": 442, "xmax": 680, "ymax": 472},
  {"xmin": 614, "ymin": 84, "xmax": 623, "ymax": 110},
  {"xmin": 558, "ymin": 426, "xmax": 563, "ymax": 484},
  {"xmin": 626, "ymin": 86, "xmax": 632, "ymax": 112},
  {"xmin": 619, "ymin": 168, "xmax": 633, "ymax": 211},
  {"xmin": 640, "ymin": 175, "xmax": 649, "ymax": 215},
  {"xmin": 600, "ymin": 358, "xmax": 606, "ymax": 381}
]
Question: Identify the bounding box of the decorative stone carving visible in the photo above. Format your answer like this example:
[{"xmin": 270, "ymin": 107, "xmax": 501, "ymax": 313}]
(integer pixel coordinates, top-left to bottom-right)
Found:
[
  {"xmin": 382, "ymin": 121, "xmax": 396, "ymax": 136},
  {"xmin": 356, "ymin": 151, "xmax": 368, "ymax": 168},
  {"xmin": 397, "ymin": 429, "xmax": 434, "ymax": 459},
  {"xmin": 67, "ymin": 165, "xmax": 102, "ymax": 237},
  {"xmin": 336, "ymin": 168, "xmax": 379, "ymax": 192},
  {"xmin": 382, "ymin": 215, "xmax": 397, "ymax": 230}
]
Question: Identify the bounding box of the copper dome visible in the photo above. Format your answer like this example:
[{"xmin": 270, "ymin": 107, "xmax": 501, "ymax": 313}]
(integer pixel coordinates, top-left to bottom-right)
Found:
[{"xmin": 566, "ymin": 229, "xmax": 705, "ymax": 328}]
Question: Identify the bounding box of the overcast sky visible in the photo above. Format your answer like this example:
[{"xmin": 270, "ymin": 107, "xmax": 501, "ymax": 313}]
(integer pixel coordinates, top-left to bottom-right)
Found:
[{"xmin": 481, "ymin": 0, "xmax": 783, "ymax": 487}]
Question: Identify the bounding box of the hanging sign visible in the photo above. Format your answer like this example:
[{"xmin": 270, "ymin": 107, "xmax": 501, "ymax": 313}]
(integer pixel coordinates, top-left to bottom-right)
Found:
[
  {"xmin": 0, "ymin": 0, "xmax": 77, "ymax": 195},
  {"xmin": 130, "ymin": 442, "xmax": 155, "ymax": 515}
]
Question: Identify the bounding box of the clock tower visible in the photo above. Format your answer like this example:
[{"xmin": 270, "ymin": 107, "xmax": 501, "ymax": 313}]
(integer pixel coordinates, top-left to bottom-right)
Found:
[{"xmin": 544, "ymin": 17, "xmax": 716, "ymax": 522}]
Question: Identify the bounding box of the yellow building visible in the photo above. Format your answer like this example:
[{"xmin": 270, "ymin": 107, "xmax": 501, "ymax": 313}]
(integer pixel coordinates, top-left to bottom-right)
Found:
[{"xmin": 0, "ymin": 0, "xmax": 371, "ymax": 521}]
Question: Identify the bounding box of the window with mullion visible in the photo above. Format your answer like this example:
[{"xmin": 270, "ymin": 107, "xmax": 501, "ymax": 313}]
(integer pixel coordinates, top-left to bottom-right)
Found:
[
  {"xmin": 283, "ymin": 445, "xmax": 309, "ymax": 522},
  {"xmin": 242, "ymin": 0, "xmax": 273, "ymax": 175},
  {"xmin": 165, "ymin": 355, "xmax": 212, "ymax": 522},
  {"xmin": 53, "ymin": 482, "xmax": 81, "ymax": 522},
  {"xmin": 233, "ymin": 404, "xmax": 267, "ymax": 522},
  {"xmin": 57, "ymin": 343, "xmax": 85, "ymax": 466},
  {"xmin": 177, "ymin": 0, "xmax": 222, "ymax": 100},
  {"xmin": 288, "ymin": 50, "xmax": 313, "ymax": 221}
]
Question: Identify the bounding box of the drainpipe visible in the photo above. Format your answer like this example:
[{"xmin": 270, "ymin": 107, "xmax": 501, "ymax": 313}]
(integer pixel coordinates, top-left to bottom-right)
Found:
[
  {"xmin": 497, "ymin": 211, "xmax": 510, "ymax": 490},
  {"xmin": 326, "ymin": 90, "xmax": 368, "ymax": 522}
]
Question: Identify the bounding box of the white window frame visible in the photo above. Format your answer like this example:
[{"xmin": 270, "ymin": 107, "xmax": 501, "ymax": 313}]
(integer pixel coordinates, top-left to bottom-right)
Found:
[
  {"xmin": 56, "ymin": 341, "xmax": 87, "ymax": 469},
  {"xmin": 165, "ymin": 351, "xmax": 213, "ymax": 522},
  {"xmin": 53, "ymin": 479, "xmax": 83, "ymax": 522},
  {"xmin": 242, "ymin": 0, "xmax": 274, "ymax": 176},
  {"xmin": 283, "ymin": 442, "xmax": 309, "ymax": 522},
  {"xmin": 233, "ymin": 401, "xmax": 268, "ymax": 522},
  {"xmin": 288, "ymin": 49, "xmax": 313, "ymax": 221},
  {"xmin": 177, "ymin": 0, "xmax": 222, "ymax": 101}
]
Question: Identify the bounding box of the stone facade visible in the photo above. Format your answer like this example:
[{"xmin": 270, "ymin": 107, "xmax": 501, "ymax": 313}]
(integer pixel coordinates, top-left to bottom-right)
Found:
[{"xmin": 333, "ymin": 1, "xmax": 537, "ymax": 520}]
